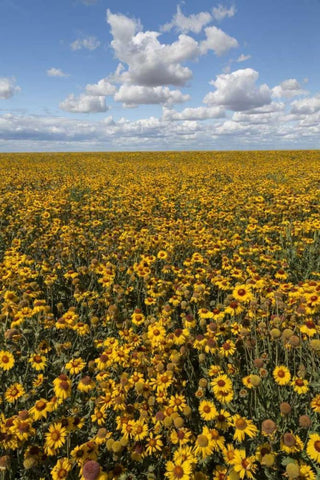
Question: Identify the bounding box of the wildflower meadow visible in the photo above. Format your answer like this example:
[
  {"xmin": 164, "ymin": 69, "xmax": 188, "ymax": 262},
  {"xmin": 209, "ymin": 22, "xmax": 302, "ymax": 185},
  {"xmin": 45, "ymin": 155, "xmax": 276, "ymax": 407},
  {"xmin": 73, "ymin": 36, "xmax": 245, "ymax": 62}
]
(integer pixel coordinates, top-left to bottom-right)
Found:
[{"xmin": 0, "ymin": 150, "xmax": 319, "ymax": 480}]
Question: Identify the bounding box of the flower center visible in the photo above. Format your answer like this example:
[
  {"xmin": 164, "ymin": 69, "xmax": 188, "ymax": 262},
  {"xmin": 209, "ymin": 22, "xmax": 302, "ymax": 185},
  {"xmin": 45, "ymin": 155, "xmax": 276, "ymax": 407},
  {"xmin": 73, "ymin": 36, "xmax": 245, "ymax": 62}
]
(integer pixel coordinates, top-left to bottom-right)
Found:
[
  {"xmin": 237, "ymin": 289, "xmax": 246, "ymax": 296},
  {"xmin": 51, "ymin": 431, "xmax": 61, "ymax": 441},
  {"xmin": 235, "ymin": 418, "xmax": 247, "ymax": 430},
  {"xmin": 173, "ymin": 466, "xmax": 184, "ymax": 478}
]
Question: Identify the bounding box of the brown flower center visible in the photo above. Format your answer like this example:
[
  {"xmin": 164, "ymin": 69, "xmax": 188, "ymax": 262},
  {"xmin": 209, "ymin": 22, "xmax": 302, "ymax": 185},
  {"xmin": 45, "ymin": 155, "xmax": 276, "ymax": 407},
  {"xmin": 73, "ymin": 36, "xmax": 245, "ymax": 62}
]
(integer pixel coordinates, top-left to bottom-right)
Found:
[
  {"xmin": 235, "ymin": 418, "xmax": 247, "ymax": 430},
  {"xmin": 173, "ymin": 466, "xmax": 184, "ymax": 478}
]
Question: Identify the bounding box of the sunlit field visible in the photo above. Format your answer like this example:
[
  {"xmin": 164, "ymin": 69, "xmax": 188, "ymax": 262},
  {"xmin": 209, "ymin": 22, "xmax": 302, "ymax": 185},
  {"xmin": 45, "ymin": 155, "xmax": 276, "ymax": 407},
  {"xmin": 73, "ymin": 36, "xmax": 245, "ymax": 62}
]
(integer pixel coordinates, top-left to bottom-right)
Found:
[{"xmin": 0, "ymin": 151, "xmax": 320, "ymax": 480}]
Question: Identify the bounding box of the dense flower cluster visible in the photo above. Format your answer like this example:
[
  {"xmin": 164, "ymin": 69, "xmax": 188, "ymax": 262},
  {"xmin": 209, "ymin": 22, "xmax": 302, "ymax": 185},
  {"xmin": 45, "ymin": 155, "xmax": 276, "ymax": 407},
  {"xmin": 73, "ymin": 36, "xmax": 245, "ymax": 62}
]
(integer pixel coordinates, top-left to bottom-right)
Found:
[{"xmin": 0, "ymin": 151, "xmax": 319, "ymax": 479}]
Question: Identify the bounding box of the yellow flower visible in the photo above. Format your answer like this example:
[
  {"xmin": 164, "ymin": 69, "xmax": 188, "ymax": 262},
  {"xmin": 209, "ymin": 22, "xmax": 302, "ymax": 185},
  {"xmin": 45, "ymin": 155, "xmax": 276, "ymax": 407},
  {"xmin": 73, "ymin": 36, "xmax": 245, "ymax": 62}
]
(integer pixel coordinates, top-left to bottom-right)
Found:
[
  {"xmin": 219, "ymin": 340, "xmax": 236, "ymax": 357},
  {"xmin": 29, "ymin": 398, "xmax": 50, "ymax": 420},
  {"xmin": 5, "ymin": 383, "xmax": 25, "ymax": 403},
  {"xmin": 0, "ymin": 350, "xmax": 15, "ymax": 371},
  {"xmin": 291, "ymin": 377, "xmax": 309, "ymax": 394},
  {"xmin": 51, "ymin": 457, "xmax": 72, "ymax": 480},
  {"xmin": 232, "ymin": 284, "xmax": 254, "ymax": 302},
  {"xmin": 199, "ymin": 400, "xmax": 218, "ymax": 421},
  {"xmin": 306, "ymin": 433, "xmax": 320, "ymax": 464},
  {"xmin": 232, "ymin": 415, "xmax": 258, "ymax": 442},
  {"xmin": 310, "ymin": 394, "xmax": 320, "ymax": 413},
  {"xmin": 53, "ymin": 374, "xmax": 72, "ymax": 399},
  {"xmin": 165, "ymin": 460, "xmax": 192, "ymax": 480},
  {"xmin": 45, "ymin": 422, "xmax": 67, "ymax": 453},
  {"xmin": 193, "ymin": 426, "xmax": 215, "ymax": 459},
  {"xmin": 299, "ymin": 463, "xmax": 316, "ymax": 480},
  {"xmin": 144, "ymin": 433, "xmax": 163, "ymax": 455},
  {"xmin": 131, "ymin": 420, "xmax": 148, "ymax": 441},
  {"xmin": 230, "ymin": 449, "xmax": 257, "ymax": 479},
  {"xmin": 280, "ymin": 433, "xmax": 304, "ymax": 454},
  {"xmin": 65, "ymin": 357, "xmax": 86, "ymax": 375},
  {"xmin": 273, "ymin": 365, "xmax": 291, "ymax": 385},
  {"xmin": 28, "ymin": 353, "xmax": 47, "ymax": 371}
]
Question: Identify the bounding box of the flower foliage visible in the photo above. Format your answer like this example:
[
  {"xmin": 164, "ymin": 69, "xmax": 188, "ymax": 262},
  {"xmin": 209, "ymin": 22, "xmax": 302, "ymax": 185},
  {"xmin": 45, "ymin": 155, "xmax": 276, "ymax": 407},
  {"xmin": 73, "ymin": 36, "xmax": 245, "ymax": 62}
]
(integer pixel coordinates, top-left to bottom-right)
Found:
[{"xmin": 0, "ymin": 151, "xmax": 320, "ymax": 479}]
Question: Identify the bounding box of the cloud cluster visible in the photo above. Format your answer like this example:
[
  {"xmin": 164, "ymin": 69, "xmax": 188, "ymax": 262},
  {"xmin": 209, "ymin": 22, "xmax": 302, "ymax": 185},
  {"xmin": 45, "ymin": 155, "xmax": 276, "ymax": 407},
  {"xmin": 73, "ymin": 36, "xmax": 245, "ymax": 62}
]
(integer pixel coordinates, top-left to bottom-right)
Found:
[
  {"xmin": 204, "ymin": 68, "xmax": 271, "ymax": 111},
  {"xmin": 47, "ymin": 68, "xmax": 70, "ymax": 78},
  {"xmin": 0, "ymin": 77, "xmax": 21, "ymax": 99},
  {"xmin": 60, "ymin": 8, "xmax": 241, "ymax": 112},
  {"xmin": 59, "ymin": 94, "xmax": 107, "ymax": 113},
  {"xmin": 85, "ymin": 78, "xmax": 117, "ymax": 96},
  {"xmin": 272, "ymin": 79, "xmax": 307, "ymax": 99},
  {"xmin": 70, "ymin": 36, "xmax": 101, "ymax": 51},
  {"xmin": 162, "ymin": 6, "xmax": 212, "ymax": 34},
  {"xmin": 212, "ymin": 4, "xmax": 236, "ymax": 21},
  {"xmin": 114, "ymin": 85, "xmax": 190, "ymax": 107},
  {"xmin": 200, "ymin": 26, "xmax": 238, "ymax": 55},
  {"xmin": 1, "ymin": 100, "xmax": 319, "ymax": 151}
]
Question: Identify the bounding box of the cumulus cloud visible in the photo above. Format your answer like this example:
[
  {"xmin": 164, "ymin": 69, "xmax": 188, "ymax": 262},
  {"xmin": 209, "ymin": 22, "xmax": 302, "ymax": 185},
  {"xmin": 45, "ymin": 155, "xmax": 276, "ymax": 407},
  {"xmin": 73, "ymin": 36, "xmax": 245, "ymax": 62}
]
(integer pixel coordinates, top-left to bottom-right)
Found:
[
  {"xmin": 161, "ymin": 5, "xmax": 212, "ymax": 34},
  {"xmin": 106, "ymin": 9, "xmax": 239, "ymax": 91},
  {"xmin": 46, "ymin": 67, "xmax": 70, "ymax": 78},
  {"xmin": 1, "ymin": 106, "xmax": 319, "ymax": 151},
  {"xmin": 59, "ymin": 94, "xmax": 108, "ymax": 113},
  {"xmin": 0, "ymin": 77, "xmax": 21, "ymax": 99},
  {"xmin": 204, "ymin": 68, "xmax": 271, "ymax": 111},
  {"xmin": 70, "ymin": 36, "xmax": 101, "ymax": 51},
  {"xmin": 232, "ymin": 103, "xmax": 285, "ymax": 124},
  {"xmin": 290, "ymin": 94, "xmax": 320, "ymax": 114},
  {"xmin": 200, "ymin": 26, "xmax": 238, "ymax": 56},
  {"xmin": 106, "ymin": 9, "xmax": 199, "ymax": 86},
  {"xmin": 114, "ymin": 85, "xmax": 190, "ymax": 107},
  {"xmin": 237, "ymin": 54, "xmax": 251, "ymax": 62},
  {"xmin": 272, "ymin": 79, "xmax": 307, "ymax": 99},
  {"xmin": 212, "ymin": 4, "xmax": 236, "ymax": 21},
  {"xmin": 85, "ymin": 78, "xmax": 117, "ymax": 96},
  {"xmin": 162, "ymin": 105, "xmax": 225, "ymax": 121}
]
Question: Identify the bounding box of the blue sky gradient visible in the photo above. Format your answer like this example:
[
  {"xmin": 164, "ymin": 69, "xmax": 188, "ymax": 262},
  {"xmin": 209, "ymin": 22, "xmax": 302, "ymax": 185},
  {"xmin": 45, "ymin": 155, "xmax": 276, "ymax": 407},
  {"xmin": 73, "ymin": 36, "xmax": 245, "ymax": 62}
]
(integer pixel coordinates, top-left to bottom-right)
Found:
[{"xmin": 1, "ymin": 0, "xmax": 320, "ymax": 151}]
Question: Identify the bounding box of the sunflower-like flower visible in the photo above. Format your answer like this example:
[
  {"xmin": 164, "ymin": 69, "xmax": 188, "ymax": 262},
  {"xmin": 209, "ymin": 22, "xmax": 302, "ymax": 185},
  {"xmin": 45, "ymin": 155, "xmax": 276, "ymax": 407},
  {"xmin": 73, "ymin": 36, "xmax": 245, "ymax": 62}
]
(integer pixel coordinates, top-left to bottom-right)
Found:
[
  {"xmin": 165, "ymin": 460, "xmax": 192, "ymax": 480},
  {"xmin": 0, "ymin": 350, "xmax": 15, "ymax": 371},
  {"xmin": 306, "ymin": 433, "xmax": 320, "ymax": 464},
  {"xmin": 273, "ymin": 365, "xmax": 291, "ymax": 385},
  {"xmin": 232, "ymin": 415, "xmax": 258, "ymax": 442},
  {"xmin": 45, "ymin": 422, "xmax": 67, "ymax": 454},
  {"xmin": 199, "ymin": 399, "xmax": 218, "ymax": 421},
  {"xmin": 53, "ymin": 374, "xmax": 72, "ymax": 400},
  {"xmin": 230, "ymin": 449, "xmax": 257, "ymax": 479}
]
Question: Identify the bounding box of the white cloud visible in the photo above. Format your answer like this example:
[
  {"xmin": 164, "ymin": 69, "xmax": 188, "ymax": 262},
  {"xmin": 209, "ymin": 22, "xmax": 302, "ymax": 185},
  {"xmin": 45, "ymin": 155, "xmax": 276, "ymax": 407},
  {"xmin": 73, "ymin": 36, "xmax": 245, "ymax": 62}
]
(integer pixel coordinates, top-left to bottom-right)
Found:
[
  {"xmin": 215, "ymin": 120, "xmax": 247, "ymax": 135},
  {"xmin": 162, "ymin": 105, "xmax": 225, "ymax": 121},
  {"xmin": 114, "ymin": 85, "xmax": 190, "ymax": 107},
  {"xmin": 1, "ymin": 107, "xmax": 319, "ymax": 152},
  {"xmin": 200, "ymin": 26, "xmax": 238, "ymax": 56},
  {"xmin": 272, "ymin": 79, "xmax": 307, "ymax": 99},
  {"xmin": 237, "ymin": 54, "xmax": 251, "ymax": 62},
  {"xmin": 85, "ymin": 78, "xmax": 117, "ymax": 96},
  {"xmin": 70, "ymin": 36, "xmax": 101, "ymax": 51},
  {"xmin": 46, "ymin": 67, "xmax": 70, "ymax": 78},
  {"xmin": 161, "ymin": 5, "xmax": 212, "ymax": 34},
  {"xmin": 107, "ymin": 9, "xmax": 199, "ymax": 86},
  {"xmin": 0, "ymin": 77, "xmax": 21, "ymax": 99},
  {"xmin": 59, "ymin": 94, "xmax": 108, "ymax": 113},
  {"xmin": 290, "ymin": 94, "xmax": 320, "ymax": 114},
  {"xmin": 232, "ymin": 102, "xmax": 285, "ymax": 124},
  {"xmin": 212, "ymin": 4, "xmax": 236, "ymax": 21},
  {"xmin": 204, "ymin": 68, "xmax": 271, "ymax": 111}
]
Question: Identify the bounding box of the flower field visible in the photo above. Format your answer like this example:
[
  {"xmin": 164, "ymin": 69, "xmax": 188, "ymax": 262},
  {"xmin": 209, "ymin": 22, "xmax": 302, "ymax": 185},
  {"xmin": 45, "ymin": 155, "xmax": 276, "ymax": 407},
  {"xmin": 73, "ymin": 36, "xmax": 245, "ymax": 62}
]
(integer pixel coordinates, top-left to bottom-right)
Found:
[{"xmin": 0, "ymin": 150, "xmax": 320, "ymax": 480}]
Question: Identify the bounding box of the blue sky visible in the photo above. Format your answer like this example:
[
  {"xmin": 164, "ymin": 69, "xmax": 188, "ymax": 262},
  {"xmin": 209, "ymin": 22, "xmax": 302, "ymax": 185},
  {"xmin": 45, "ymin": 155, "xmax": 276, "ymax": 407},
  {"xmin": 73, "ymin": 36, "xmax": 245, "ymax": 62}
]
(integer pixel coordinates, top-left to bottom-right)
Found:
[{"xmin": 1, "ymin": 0, "xmax": 320, "ymax": 151}]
